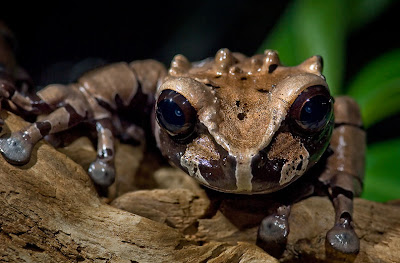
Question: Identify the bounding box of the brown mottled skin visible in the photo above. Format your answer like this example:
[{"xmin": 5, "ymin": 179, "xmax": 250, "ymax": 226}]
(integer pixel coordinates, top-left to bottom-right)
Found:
[{"xmin": 0, "ymin": 47, "xmax": 365, "ymax": 257}]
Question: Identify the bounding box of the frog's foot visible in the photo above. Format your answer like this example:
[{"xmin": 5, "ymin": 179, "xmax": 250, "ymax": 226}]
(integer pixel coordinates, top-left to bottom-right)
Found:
[
  {"xmin": 88, "ymin": 159, "xmax": 115, "ymax": 187},
  {"xmin": 0, "ymin": 132, "xmax": 33, "ymax": 165},
  {"xmin": 256, "ymin": 214, "xmax": 289, "ymax": 257},
  {"xmin": 326, "ymin": 216, "xmax": 360, "ymax": 255}
]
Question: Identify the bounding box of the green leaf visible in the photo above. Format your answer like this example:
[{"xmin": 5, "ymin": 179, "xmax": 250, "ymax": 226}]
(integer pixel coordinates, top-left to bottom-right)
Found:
[
  {"xmin": 362, "ymin": 139, "xmax": 400, "ymax": 202},
  {"xmin": 257, "ymin": 1, "xmax": 298, "ymax": 65},
  {"xmin": 346, "ymin": 0, "xmax": 393, "ymax": 31},
  {"xmin": 258, "ymin": 0, "xmax": 347, "ymax": 95},
  {"xmin": 346, "ymin": 49, "xmax": 400, "ymax": 127}
]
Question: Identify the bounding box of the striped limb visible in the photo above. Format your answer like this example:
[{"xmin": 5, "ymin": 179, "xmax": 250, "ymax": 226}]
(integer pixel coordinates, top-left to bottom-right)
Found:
[
  {"xmin": 2, "ymin": 83, "xmax": 56, "ymax": 115},
  {"xmin": 320, "ymin": 96, "xmax": 365, "ymax": 255},
  {"xmin": 0, "ymin": 84, "xmax": 88, "ymax": 165},
  {"xmin": 88, "ymin": 118, "xmax": 116, "ymax": 187}
]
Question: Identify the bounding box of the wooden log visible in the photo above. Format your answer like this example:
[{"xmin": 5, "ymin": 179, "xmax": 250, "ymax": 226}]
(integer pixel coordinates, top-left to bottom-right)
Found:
[
  {"xmin": 0, "ymin": 111, "xmax": 277, "ymax": 262},
  {"xmin": 1, "ymin": 111, "xmax": 399, "ymax": 263},
  {"xmin": 112, "ymin": 165, "xmax": 400, "ymax": 263}
]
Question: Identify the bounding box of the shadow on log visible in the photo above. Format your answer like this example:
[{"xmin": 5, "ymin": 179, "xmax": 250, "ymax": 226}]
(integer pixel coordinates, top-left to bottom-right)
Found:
[{"xmin": 0, "ymin": 111, "xmax": 399, "ymax": 263}]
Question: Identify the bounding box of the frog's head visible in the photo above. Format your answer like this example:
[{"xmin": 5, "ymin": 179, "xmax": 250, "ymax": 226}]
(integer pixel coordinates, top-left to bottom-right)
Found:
[{"xmin": 155, "ymin": 49, "xmax": 333, "ymax": 194}]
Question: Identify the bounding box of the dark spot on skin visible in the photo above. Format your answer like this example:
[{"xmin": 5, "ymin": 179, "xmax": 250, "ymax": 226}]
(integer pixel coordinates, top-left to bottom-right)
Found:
[
  {"xmin": 257, "ymin": 89, "xmax": 269, "ymax": 93},
  {"xmin": 36, "ymin": 121, "xmax": 51, "ymax": 136},
  {"xmin": 30, "ymin": 94, "xmax": 52, "ymax": 113},
  {"xmin": 296, "ymin": 160, "xmax": 303, "ymax": 171},
  {"xmin": 95, "ymin": 97, "xmax": 114, "ymax": 112},
  {"xmin": 237, "ymin": 113, "xmax": 246, "ymax": 120},
  {"xmin": 215, "ymin": 75, "xmax": 221, "ymax": 79},
  {"xmin": 99, "ymin": 148, "xmax": 113, "ymax": 159},
  {"xmin": 271, "ymin": 84, "xmax": 276, "ymax": 88},
  {"xmin": 115, "ymin": 94, "xmax": 124, "ymax": 108},
  {"xmin": 65, "ymin": 104, "xmax": 86, "ymax": 127},
  {"xmin": 205, "ymin": 83, "xmax": 220, "ymax": 89},
  {"xmin": 240, "ymin": 77, "xmax": 247, "ymax": 81},
  {"xmin": 236, "ymin": 100, "xmax": 240, "ymax": 107},
  {"xmin": 268, "ymin": 64, "xmax": 278, "ymax": 73},
  {"xmin": 331, "ymin": 186, "xmax": 354, "ymax": 200}
]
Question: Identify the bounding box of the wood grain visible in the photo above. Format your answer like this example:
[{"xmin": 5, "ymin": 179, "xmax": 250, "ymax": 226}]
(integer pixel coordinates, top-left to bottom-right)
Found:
[{"xmin": 1, "ymin": 111, "xmax": 399, "ymax": 263}]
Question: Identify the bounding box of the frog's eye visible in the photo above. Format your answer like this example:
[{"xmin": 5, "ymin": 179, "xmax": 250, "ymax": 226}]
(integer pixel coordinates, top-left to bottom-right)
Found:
[
  {"xmin": 156, "ymin": 89, "xmax": 197, "ymax": 137},
  {"xmin": 289, "ymin": 85, "xmax": 333, "ymax": 132}
]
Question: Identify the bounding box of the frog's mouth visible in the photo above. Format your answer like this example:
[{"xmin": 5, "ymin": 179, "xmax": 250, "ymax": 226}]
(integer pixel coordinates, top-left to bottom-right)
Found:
[
  {"xmin": 179, "ymin": 132, "xmax": 311, "ymax": 194},
  {"xmin": 156, "ymin": 114, "xmax": 333, "ymax": 194},
  {"xmin": 156, "ymin": 121, "xmax": 314, "ymax": 194}
]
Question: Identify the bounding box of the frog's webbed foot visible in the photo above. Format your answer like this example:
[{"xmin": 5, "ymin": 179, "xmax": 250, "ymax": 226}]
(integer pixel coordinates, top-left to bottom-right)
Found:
[
  {"xmin": 0, "ymin": 131, "xmax": 33, "ymax": 165},
  {"xmin": 325, "ymin": 184, "xmax": 360, "ymax": 256},
  {"xmin": 256, "ymin": 205, "xmax": 290, "ymax": 257},
  {"xmin": 88, "ymin": 159, "xmax": 115, "ymax": 187},
  {"xmin": 88, "ymin": 118, "xmax": 115, "ymax": 187},
  {"xmin": 326, "ymin": 213, "xmax": 360, "ymax": 255},
  {"xmin": 324, "ymin": 173, "xmax": 361, "ymax": 256}
]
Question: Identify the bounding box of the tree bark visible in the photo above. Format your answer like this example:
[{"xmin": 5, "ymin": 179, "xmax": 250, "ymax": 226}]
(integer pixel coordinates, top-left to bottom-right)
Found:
[{"xmin": 0, "ymin": 111, "xmax": 399, "ymax": 263}]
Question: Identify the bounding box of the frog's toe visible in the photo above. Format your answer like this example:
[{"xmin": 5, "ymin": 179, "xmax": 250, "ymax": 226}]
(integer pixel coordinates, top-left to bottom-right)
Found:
[
  {"xmin": 88, "ymin": 159, "xmax": 115, "ymax": 187},
  {"xmin": 326, "ymin": 223, "xmax": 360, "ymax": 255},
  {"xmin": 0, "ymin": 132, "xmax": 33, "ymax": 165},
  {"xmin": 256, "ymin": 215, "xmax": 289, "ymax": 257}
]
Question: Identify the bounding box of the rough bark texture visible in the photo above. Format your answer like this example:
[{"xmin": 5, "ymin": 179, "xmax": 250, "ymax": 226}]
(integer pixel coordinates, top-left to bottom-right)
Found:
[{"xmin": 0, "ymin": 111, "xmax": 399, "ymax": 263}]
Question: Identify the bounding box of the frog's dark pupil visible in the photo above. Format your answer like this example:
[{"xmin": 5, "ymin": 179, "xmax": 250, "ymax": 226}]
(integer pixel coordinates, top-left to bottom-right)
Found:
[
  {"xmin": 157, "ymin": 99, "xmax": 185, "ymax": 129},
  {"xmin": 300, "ymin": 95, "xmax": 331, "ymax": 129}
]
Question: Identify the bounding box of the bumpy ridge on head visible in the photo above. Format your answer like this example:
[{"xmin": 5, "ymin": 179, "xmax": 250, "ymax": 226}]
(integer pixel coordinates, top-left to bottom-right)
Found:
[{"xmin": 169, "ymin": 48, "xmax": 323, "ymax": 79}]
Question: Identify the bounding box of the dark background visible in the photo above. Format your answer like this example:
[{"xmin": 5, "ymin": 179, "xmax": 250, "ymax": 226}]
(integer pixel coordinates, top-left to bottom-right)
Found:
[
  {"xmin": 2, "ymin": 1, "xmax": 288, "ymax": 84},
  {"xmin": 2, "ymin": 0, "xmax": 400, "ymax": 143}
]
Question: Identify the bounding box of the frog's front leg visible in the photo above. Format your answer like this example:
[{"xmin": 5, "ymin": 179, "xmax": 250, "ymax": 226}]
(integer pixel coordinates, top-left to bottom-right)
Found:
[
  {"xmin": 256, "ymin": 204, "xmax": 290, "ymax": 257},
  {"xmin": 0, "ymin": 85, "xmax": 88, "ymax": 164},
  {"xmin": 321, "ymin": 96, "xmax": 365, "ymax": 255},
  {"xmin": 88, "ymin": 118, "xmax": 116, "ymax": 187}
]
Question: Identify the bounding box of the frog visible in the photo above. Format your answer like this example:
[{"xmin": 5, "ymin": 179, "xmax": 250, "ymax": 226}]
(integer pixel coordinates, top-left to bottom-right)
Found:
[{"xmin": 0, "ymin": 48, "xmax": 365, "ymax": 257}]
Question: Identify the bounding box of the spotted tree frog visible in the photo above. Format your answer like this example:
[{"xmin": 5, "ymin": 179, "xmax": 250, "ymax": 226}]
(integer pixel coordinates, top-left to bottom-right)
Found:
[{"xmin": 0, "ymin": 48, "xmax": 365, "ymax": 256}]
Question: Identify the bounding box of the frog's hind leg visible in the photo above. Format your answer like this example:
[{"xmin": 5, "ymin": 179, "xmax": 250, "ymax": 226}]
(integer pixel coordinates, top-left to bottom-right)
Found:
[
  {"xmin": 0, "ymin": 85, "xmax": 88, "ymax": 165},
  {"xmin": 326, "ymin": 179, "xmax": 360, "ymax": 255},
  {"xmin": 320, "ymin": 96, "xmax": 365, "ymax": 255},
  {"xmin": 88, "ymin": 118, "xmax": 116, "ymax": 187},
  {"xmin": 256, "ymin": 204, "xmax": 290, "ymax": 258}
]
